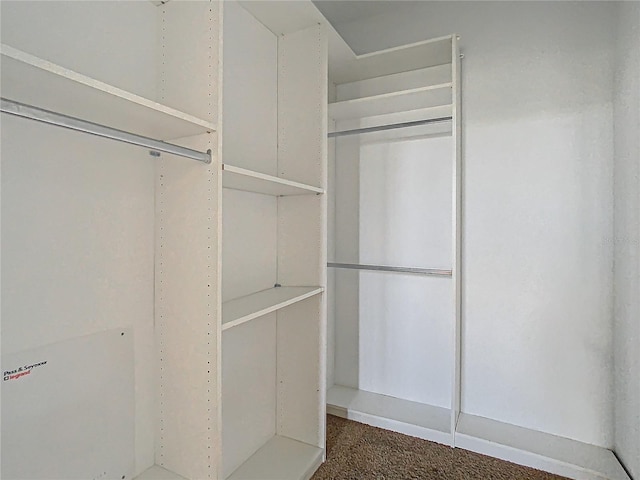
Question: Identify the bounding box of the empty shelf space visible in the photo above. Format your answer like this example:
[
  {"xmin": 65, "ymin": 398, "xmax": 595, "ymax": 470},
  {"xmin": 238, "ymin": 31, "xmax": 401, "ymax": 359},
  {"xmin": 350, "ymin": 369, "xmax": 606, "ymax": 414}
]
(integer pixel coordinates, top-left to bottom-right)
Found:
[
  {"xmin": 135, "ymin": 465, "xmax": 187, "ymax": 480},
  {"xmin": 455, "ymin": 413, "xmax": 631, "ymax": 480},
  {"xmin": 222, "ymin": 286, "xmax": 324, "ymax": 331},
  {"xmin": 327, "ymin": 385, "xmax": 452, "ymax": 445},
  {"xmin": 222, "ymin": 164, "xmax": 324, "ymax": 196},
  {"xmin": 329, "ymin": 83, "xmax": 452, "ymax": 121},
  {"xmin": 1, "ymin": 44, "xmax": 215, "ymax": 140},
  {"xmin": 226, "ymin": 435, "xmax": 323, "ymax": 480}
]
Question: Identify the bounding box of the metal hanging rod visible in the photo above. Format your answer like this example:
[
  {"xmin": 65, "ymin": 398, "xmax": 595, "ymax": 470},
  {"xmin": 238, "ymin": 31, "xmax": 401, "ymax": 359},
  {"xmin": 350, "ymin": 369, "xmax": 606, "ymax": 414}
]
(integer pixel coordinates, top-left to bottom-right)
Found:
[
  {"xmin": 328, "ymin": 116, "xmax": 452, "ymax": 138},
  {"xmin": 1, "ymin": 98, "xmax": 212, "ymax": 164},
  {"xmin": 328, "ymin": 262, "xmax": 452, "ymax": 277}
]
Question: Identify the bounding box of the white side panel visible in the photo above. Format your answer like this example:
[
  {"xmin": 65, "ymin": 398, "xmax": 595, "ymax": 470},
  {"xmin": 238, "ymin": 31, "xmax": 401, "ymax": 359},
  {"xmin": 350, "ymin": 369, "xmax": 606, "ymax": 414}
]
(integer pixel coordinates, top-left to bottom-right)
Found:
[
  {"xmin": 222, "ymin": 314, "xmax": 277, "ymax": 479},
  {"xmin": 359, "ymin": 136, "xmax": 453, "ymax": 269},
  {"xmin": 222, "ymin": 190, "xmax": 277, "ymax": 302},
  {"xmin": 159, "ymin": 0, "xmax": 219, "ymax": 122},
  {"xmin": 359, "ymin": 273, "xmax": 453, "ymax": 408},
  {"xmin": 155, "ymin": 134, "xmax": 218, "ymax": 480},
  {"xmin": 1, "ymin": 330, "xmax": 134, "ymax": 480},
  {"xmin": 0, "ymin": 1, "xmax": 157, "ymax": 99},
  {"xmin": 1, "ymin": 117, "xmax": 156, "ymax": 474},
  {"xmin": 277, "ymin": 298, "xmax": 324, "ymax": 448},
  {"xmin": 613, "ymin": 2, "xmax": 640, "ymax": 478},
  {"xmin": 223, "ymin": 1, "xmax": 277, "ymax": 174},
  {"xmin": 277, "ymin": 25, "xmax": 327, "ymax": 187}
]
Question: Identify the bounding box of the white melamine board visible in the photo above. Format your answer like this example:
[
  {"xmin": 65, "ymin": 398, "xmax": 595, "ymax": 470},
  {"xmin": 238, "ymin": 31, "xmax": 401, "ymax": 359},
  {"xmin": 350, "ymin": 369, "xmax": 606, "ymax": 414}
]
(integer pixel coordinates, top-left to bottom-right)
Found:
[
  {"xmin": 227, "ymin": 435, "xmax": 323, "ymax": 480},
  {"xmin": 1, "ymin": 45, "xmax": 215, "ymax": 140},
  {"xmin": 329, "ymin": 83, "xmax": 452, "ymax": 121},
  {"xmin": 336, "ymin": 64, "xmax": 452, "ymax": 102},
  {"xmin": 327, "ymin": 386, "xmax": 451, "ymax": 445},
  {"xmin": 0, "ymin": 117, "xmax": 156, "ymax": 473},
  {"xmin": 359, "ymin": 136, "xmax": 453, "ymax": 269},
  {"xmin": 222, "ymin": 164, "xmax": 323, "ymax": 196},
  {"xmin": 0, "ymin": 1, "xmax": 157, "ymax": 99},
  {"xmin": 277, "ymin": 297, "xmax": 325, "ymax": 448},
  {"xmin": 222, "ymin": 314, "xmax": 277, "ymax": 479},
  {"xmin": 613, "ymin": 3, "xmax": 640, "ymax": 479},
  {"xmin": 359, "ymin": 272, "xmax": 453, "ymax": 408},
  {"xmin": 455, "ymin": 414, "xmax": 630, "ymax": 480},
  {"xmin": 278, "ymin": 25, "xmax": 327, "ymax": 188},
  {"xmin": 333, "ymin": 269, "xmax": 360, "ymax": 388},
  {"xmin": 1, "ymin": 329, "xmax": 134, "ymax": 480},
  {"xmin": 450, "ymin": 35, "xmax": 462, "ymax": 436},
  {"xmin": 222, "ymin": 286, "xmax": 323, "ymax": 331},
  {"xmin": 135, "ymin": 465, "xmax": 187, "ymax": 480},
  {"xmin": 327, "ymin": 125, "xmax": 337, "ymax": 389},
  {"xmin": 155, "ymin": 134, "xmax": 218, "ymax": 479},
  {"xmin": 277, "ymin": 195, "xmax": 324, "ymax": 287},
  {"xmin": 223, "ymin": 1, "xmax": 277, "ymax": 175},
  {"xmin": 330, "ymin": 35, "xmax": 453, "ymax": 85},
  {"xmin": 158, "ymin": 1, "xmax": 219, "ymax": 124},
  {"xmin": 222, "ymin": 189, "xmax": 277, "ymax": 302}
]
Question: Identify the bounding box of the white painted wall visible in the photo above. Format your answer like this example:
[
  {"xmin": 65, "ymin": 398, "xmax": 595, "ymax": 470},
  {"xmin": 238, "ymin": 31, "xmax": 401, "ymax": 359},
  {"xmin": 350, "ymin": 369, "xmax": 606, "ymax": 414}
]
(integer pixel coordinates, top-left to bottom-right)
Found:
[
  {"xmin": 613, "ymin": 2, "xmax": 640, "ymax": 478},
  {"xmin": 331, "ymin": 1, "xmax": 616, "ymax": 447}
]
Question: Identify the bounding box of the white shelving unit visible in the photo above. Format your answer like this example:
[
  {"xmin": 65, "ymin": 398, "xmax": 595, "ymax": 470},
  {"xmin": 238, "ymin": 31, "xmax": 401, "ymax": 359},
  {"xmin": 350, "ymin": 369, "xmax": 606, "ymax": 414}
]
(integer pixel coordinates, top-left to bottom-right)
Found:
[
  {"xmin": 220, "ymin": 2, "xmax": 327, "ymax": 480},
  {"xmin": 1, "ymin": 2, "xmax": 220, "ymax": 480},
  {"xmin": 327, "ymin": 33, "xmax": 460, "ymax": 448}
]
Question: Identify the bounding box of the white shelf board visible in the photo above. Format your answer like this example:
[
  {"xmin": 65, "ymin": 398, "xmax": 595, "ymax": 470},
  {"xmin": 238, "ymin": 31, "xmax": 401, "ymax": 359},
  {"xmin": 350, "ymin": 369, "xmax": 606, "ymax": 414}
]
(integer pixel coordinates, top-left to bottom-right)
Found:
[
  {"xmin": 330, "ymin": 35, "xmax": 454, "ymax": 85},
  {"xmin": 135, "ymin": 465, "xmax": 187, "ymax": 480},
  {"xmin": 222, "ymin": 164, "xmax": 324, "ymax": 196},
  {"xmin": 1, "ymin": 44, "xmax": 215, "ymax": 141},
  {"xmin": 327, "ymin": 385, "xmax": 452, "ymax": 446},
  {"xmin": 329, "ymin": 83, "xmax": 452, "ymax": 121},
  {"xmin": 455, "ymin": 413, "xmax": 631, "ymax": 480},
  {"xmin": 222, "ymin": 287, "xmax": 324, "ymax": 331},
  {"xmin": 226, "ymin": 435, "xmax": 323, "ymax": 480}
]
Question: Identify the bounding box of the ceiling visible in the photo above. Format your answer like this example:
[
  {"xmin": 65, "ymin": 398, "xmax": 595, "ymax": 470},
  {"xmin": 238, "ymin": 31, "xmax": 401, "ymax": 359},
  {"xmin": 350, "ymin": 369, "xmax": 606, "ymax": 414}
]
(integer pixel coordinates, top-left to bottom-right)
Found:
[{"xmin": 312, "ymin": 0, "xmax": 417, "ymax": 26}]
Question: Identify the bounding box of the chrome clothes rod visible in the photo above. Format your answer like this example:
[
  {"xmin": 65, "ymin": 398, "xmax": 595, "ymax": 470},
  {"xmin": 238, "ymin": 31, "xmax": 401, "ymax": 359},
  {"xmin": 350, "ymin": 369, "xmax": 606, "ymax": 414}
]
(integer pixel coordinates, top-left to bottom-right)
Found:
[
  {"xmin": 1, "ymin": 98, "xmax": 212, "ymax": 164},
  {"xmin": 328, "ymin": 116, "xmax": 452, "ymax": 138},
  {"xmin": 328, "ymin": 262, "xmax": 452, "ymax": 277}
]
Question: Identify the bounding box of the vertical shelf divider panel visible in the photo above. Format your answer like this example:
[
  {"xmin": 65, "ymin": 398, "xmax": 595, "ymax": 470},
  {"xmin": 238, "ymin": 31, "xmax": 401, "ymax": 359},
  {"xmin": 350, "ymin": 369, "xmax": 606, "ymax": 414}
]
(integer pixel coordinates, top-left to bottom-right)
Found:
[
  {"xmin": 276, "ymin": 23, "xmax": 328, "ymax": 451},
  {"xmin": 450, "ymin": 34, "xmax": 463, "ymax": 440},
  {"xmin": 154, "ymin": 2, "xmax": 220, "ymax": 479}
]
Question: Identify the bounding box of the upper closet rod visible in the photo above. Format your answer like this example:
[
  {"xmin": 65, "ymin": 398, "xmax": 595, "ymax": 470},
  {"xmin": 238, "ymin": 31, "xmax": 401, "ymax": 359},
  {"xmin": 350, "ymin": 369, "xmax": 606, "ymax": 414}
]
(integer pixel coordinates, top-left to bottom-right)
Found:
[
  {"xmin": 329, "ymin": 116, "xmax": 452, "ymax": 138},
  {"xmin": 1, "ymin": 98, "xmax": 212, "ymax": 164},
  {"xmin": 328, "ymin": 262, "xmax": 452, "ymax": 277}
]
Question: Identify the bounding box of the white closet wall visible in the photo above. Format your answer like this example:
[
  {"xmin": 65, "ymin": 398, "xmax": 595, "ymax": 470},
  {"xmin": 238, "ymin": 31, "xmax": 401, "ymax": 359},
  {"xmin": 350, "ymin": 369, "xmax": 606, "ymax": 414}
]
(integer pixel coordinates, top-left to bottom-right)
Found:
[{"xmin": 613, "ymin": 2, "xmax": 640, "ymax": 479}]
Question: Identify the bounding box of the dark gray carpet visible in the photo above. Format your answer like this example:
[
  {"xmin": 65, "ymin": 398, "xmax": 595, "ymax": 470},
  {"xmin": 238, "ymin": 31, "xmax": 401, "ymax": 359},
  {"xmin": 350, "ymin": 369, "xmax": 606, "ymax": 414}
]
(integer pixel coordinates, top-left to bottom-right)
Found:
[{"xmin": 311, "ymin": 415, "xmax": 566, "ymax": 480}]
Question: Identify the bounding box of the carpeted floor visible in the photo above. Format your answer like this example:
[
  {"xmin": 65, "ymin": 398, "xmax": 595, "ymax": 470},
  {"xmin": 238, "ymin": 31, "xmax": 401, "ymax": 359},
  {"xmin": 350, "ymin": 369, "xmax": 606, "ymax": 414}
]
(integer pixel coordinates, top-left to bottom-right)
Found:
[{"xmin": 311, "ymin": 415, "xmax": 567, "ymax": 480}]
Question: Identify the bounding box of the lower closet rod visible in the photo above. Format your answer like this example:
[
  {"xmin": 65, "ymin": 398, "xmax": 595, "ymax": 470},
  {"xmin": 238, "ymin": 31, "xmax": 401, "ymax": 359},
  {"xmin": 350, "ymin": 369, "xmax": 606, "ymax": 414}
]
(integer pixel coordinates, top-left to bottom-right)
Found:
[
  {"xmin": 329, "ymin": 116, "xmax": 452, "ymax": 138},
  {"xmin": 328, "ymin": 262, "xmax": 452, "ymax": 277},
  {"xmin": 1, "ymin": 98, "xmax": 212, "ymax": 164}
]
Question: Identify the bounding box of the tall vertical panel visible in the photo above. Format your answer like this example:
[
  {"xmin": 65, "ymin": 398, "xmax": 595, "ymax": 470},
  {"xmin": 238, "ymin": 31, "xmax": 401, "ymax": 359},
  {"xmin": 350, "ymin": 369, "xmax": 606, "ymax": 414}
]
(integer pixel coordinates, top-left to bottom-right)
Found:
[
  {"xmin": 157, "ymin": 2, "xmax": 220, "ymax": 478},
  {"xmin": 155, "ymin": 135, "xmax": 218, "ymax": 480},
  {"xmin": 613, "ymin": 2, "xmax": 640, "ymax": 478},
  {"xmin": 276, "ymin": 24, "xmax": 328, "ymax": 449},
  {"xmin": 451, "ymin": 35, "xmax": 462, "ymax": 443}
]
